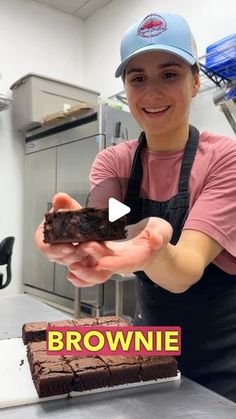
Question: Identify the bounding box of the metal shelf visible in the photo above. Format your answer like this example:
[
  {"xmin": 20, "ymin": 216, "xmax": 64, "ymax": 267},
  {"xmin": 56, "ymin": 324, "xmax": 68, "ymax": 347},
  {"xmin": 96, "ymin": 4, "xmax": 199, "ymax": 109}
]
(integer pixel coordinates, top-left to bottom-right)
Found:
[
  {"xmin": 199, "ymin": 63, "xmax": 228, "ymax": 89},
  {"xmin": 199, "ymin": 42, "xmax": 236, "ymax": 134},
  {"xmin": 198, "ymin": 41, "xmax": 236, "ymax": 92}
]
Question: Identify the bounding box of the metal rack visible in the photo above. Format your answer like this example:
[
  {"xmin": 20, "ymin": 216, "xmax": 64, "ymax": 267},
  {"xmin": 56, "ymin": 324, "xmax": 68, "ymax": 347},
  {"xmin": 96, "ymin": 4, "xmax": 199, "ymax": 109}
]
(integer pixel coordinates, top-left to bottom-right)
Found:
[
  {"xmin": 198, "ymin": 42, "xmax": 236, "ymax": 93},
  {"xmin": 198, "ymin": 41, "xmax": 236, "ymax": 134}
]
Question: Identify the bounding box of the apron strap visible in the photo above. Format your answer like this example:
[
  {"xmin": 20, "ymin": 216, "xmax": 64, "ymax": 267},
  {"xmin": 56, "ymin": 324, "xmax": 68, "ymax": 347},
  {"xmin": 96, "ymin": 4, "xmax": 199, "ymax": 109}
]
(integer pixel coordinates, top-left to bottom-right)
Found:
[
  {"xmin": 178, "ymin": 125, "xmax": 199, "ymax": 193},
  {"xmin": 126, "ymin": 131, "xmax": 146, "ymax": 198},
  {"xmin": 126, "ymin": 125, "xmax": 199, "ymax": 198}
]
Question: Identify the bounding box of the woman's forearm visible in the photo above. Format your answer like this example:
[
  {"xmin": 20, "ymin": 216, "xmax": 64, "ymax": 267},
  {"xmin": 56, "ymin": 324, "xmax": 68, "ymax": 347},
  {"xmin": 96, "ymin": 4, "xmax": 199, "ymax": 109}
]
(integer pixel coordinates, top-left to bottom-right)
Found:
[{"xmin": 144, "ymin": 242, "xmax": 205, "ymax": 293}]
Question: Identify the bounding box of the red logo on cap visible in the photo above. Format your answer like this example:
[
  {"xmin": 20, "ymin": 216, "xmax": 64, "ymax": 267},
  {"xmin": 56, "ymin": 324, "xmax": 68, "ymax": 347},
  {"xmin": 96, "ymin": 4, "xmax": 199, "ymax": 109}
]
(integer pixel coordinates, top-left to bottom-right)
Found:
[{"xmin": 138, "ymin": 14, "xmax": 167, "ymax": 38}]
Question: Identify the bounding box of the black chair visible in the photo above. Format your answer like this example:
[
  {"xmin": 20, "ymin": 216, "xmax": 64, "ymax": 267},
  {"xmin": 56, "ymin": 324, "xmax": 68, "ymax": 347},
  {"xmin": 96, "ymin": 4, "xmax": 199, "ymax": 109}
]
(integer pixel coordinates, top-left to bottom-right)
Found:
[{"xmin": 0, "ymin": 236, "xmax": 15, "ymax": 290}]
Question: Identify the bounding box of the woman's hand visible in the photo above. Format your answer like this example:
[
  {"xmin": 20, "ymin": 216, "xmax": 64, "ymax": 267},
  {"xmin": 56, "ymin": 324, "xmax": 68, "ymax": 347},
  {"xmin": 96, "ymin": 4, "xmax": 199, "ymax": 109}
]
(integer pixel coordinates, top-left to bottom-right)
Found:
[
  {"xmin": 67, "ymin": 217, "xmax": 173, "ymax": 287},
  {"xmin": 34, "ymin": 193, "xmax": 112, "ymax": 285},
  {"xmin": 35, "ymin": 198, "xmax": 172, "ymax": 288},
  {"xmin": 34, "ymin": 192, "xmax": 85, "ymax": 266}
]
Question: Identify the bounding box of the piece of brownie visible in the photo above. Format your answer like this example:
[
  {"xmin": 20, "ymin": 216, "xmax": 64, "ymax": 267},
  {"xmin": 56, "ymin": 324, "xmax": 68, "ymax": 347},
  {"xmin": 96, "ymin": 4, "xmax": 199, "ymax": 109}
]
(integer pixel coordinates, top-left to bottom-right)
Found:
[
  {"xmin": 28, "ymin": 352, "xmax": 63, "ymax": 374},
  {"xmin": 33, "ymin": 361, "xmax": 74, "ymax": 398},
  {"xmin": 69, "ymin": 357, "xmax": 110, "ymax": 392},
  {"xmin": 22, "ymin": 319, "xmax": 76, "ymax": 345},
  {"xmin": 27, "ymin": 341, "xmax": 47, "ymax": 351},
  {"xmin": 140, "ymin": 356, "xmax": 178, "ymax": 381},
  {"xmin": 43, "ymin": 208, "xmax": 127, "ymax": 244},
  {"xmin": 22, "ymin": 316, "xmax": 128, "ymax": 345},
  {"xmin": 100, "ymin": 355, "xmax": 141, "ymax": 387},
  {"xmin": 27, "ymin": 341, "xmax": 73, "ymax": 397},
  {"xmin": 27, "ymin": 341, "xmax": 47, "ymax": 367},
  {"xmin": 22, "ymin": 321, "xmax": 47, "ymax": 345}
]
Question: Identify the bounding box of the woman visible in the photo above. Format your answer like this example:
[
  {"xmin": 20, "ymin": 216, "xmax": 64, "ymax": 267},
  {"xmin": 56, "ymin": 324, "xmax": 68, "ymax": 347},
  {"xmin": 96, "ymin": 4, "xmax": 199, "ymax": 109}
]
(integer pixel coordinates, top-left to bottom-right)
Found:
[{"xmin": 35, "ymin": 12, "xmax": 236, "ymax": 401}]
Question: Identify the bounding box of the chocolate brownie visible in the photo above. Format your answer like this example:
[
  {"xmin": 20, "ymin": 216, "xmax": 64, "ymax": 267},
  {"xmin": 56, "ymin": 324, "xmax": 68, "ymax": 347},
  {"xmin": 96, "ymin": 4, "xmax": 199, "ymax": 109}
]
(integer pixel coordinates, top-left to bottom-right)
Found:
[
  {"xmin": 22, "ymin": 320, "xmax": 78, "ymax": 345},
  {"xmin": 69, "ymin": 357, "xmax": 110, "ymax": 392},
  {"xmin": 43, "ymin": 208, "xmax": 127, "ymax": 244},
  {"xmin": 22, "ymin": 316, "xmax": 129, "ymax": 345},
  {"xmin": 26, "ymin": 341, "xmax": 73, "ymax": 397},
  {"xmin": 22, "ymin": 322, "xmax": 47, "ymax": 345},
  {"xmin": 27, "ymin": 341, "xmax": 178, "ymax": 398},
  {"xmin": 27, "ymin": 350, "xmax": 62, "ymax": 374},
  {"xmin": 100, "ymin": 355, "xmax": 141, "ymax": 386},
  {"xmin": 24, "ymin": 317, "xmax": 178, "ymax": 398},
  {"xmin": 139, "ymin": 356, "xmax": 178, "ymax": 381},
  {"xmin": 33, "ymin": 361, "xmax": 74, "ymax": 398},
  {"xmin": 28, "ymin": 341, "xmax": 47, "ymax": 350},
  {"xmin": 27, "ymin": 341, "xmax": 47, "ymax": 372}
]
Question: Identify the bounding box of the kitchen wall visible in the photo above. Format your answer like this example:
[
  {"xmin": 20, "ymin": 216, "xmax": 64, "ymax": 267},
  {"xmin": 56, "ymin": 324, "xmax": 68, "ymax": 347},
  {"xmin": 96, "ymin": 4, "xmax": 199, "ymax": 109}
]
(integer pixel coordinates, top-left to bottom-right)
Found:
[
  {"xmin": 0, "ymin": 0, "xmax": 84, "ymax": 296},
  {"xmin": 84, "ymin": 0, "xmax": 236, "ymax": 136}
]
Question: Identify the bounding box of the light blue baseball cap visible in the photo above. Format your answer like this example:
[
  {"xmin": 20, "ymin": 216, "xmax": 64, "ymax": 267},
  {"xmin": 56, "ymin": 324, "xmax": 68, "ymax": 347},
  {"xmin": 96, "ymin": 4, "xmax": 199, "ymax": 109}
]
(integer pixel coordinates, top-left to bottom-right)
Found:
[{"xmin": 115, "ymin": 12, "xmax": 199, "ymax": 78}]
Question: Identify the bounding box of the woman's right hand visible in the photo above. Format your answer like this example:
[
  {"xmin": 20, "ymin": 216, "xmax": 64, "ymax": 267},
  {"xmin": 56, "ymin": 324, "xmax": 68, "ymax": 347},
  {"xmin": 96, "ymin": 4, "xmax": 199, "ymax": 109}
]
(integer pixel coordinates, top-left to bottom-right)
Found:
[
  {"xmin": 34, "ymin": 192, "xmax": 113, "ymax": 288},
  {"xmin": 34, "ymin": 192, "xmax": 84, "ymax": 266}
]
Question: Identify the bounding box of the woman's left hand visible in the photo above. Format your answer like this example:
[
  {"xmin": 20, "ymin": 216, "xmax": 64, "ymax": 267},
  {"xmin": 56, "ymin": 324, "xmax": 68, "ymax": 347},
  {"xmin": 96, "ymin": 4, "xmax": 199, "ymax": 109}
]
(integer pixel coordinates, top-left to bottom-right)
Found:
[{"xmin": 67, "ymin": 217, "xmax": 172, "ymax": 287}]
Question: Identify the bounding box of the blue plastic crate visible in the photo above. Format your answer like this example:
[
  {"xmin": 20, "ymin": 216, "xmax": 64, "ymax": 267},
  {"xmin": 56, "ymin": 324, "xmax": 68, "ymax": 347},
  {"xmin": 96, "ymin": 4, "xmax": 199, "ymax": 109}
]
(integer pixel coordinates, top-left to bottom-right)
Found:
[{"xmin": 205, "ymin": 34, "xmax": 236, "ymax": 80}]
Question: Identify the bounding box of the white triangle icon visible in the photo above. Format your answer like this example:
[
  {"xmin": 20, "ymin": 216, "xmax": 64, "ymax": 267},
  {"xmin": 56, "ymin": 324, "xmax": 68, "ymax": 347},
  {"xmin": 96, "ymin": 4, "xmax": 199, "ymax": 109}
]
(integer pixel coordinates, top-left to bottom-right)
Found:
[{"xmin": 108, "ymin": 198, "xmax": 131, "ymax": 222}]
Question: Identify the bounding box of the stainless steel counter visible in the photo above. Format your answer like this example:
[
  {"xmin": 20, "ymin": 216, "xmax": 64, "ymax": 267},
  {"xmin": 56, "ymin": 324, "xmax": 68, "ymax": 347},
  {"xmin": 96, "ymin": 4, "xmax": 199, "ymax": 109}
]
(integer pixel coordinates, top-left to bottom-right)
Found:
[
  {"xmin": 0, "ymin": 294, "xmax": 235, "ymax": 418},
  {"xmin": 0, "ymin": 294, "xmax": 69, "ymax": 340}
]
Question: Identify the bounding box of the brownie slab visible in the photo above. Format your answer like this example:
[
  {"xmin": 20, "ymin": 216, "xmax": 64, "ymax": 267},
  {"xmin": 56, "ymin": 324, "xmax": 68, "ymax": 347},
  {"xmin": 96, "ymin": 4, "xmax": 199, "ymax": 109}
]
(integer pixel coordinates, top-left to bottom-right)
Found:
[
  {"xmin": 43, "ymin": 208, "xmax": 127, "ymax": 244},
  {"xmin": 27, "ymin": 340, "xmax": 178, "ymax": 398},
  {"xmin": 24, "ymin": 316, "xmax": 178, "ymax": 398}
]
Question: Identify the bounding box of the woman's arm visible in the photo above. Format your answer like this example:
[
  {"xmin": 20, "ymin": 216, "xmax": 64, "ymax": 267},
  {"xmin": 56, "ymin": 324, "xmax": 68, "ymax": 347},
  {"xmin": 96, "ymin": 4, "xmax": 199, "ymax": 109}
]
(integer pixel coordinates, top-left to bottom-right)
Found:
[
  {"xmin": 67, "ymin": 218, "xmax": 223, "ymax": 293},
  {"xmin": 144, "ymin": 229, "xmax": 223, "ymax": 293},
  {"xmin": 35, "ymin": 197, "xmax": 223, "ymax": 292}
]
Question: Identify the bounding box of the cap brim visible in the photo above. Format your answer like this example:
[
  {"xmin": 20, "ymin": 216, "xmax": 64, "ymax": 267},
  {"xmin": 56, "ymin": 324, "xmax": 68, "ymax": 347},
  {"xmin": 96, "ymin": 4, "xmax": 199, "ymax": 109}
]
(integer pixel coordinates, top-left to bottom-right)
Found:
[{"xmin": 115, "ymin": 44, "xmax": 197, "ymax": 78}]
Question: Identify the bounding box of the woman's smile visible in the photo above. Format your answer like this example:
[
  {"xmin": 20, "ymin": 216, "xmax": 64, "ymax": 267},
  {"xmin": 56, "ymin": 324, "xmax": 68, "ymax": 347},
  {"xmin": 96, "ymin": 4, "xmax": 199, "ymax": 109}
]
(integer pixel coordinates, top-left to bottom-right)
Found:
[{"xmin": 142, "ymin": 105, "xmax": 171, "ymax": 116}]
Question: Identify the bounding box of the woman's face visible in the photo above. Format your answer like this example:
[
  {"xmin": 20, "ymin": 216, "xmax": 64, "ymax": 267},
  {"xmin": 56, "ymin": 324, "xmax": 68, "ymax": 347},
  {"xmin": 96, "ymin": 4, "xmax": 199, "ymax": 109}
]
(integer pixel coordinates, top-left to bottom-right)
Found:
[{"xmin": 124, "ymin": 51, "xmax": 200, "ymax": 150}]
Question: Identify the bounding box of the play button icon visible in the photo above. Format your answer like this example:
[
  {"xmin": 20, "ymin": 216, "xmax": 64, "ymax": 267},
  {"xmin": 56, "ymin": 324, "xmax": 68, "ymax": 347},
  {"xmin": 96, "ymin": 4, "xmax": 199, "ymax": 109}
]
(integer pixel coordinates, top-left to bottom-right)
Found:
[
  {"xmin": 86, "ymin": 177, "xmax": 149, "ymax": 238},
  {"xmin": 108, "ymin": 198, "xmax": 131, "ymax": 222}
]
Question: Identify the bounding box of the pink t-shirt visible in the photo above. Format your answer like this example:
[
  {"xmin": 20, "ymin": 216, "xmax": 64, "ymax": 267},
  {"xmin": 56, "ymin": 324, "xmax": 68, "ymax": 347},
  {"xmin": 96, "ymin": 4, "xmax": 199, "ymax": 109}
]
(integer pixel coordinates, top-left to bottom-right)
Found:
[{"xmin": 89, "ymin": 131, "xmax": 236, "ymax": 274}]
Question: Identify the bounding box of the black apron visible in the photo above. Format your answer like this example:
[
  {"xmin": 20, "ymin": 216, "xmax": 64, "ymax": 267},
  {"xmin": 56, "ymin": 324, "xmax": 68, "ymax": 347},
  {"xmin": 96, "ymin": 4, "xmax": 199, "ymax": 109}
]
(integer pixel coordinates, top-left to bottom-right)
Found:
[{"xmin": 124, "ymin": 125, "xmax": 236, "ymax": 402}]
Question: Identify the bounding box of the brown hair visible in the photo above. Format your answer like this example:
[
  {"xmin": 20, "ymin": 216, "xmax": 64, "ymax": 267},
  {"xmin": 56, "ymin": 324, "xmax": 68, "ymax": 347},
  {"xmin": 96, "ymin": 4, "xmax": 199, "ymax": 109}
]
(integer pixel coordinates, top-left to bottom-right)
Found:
[{"xmin": 191, "ymin": 63, "xmax": 200, "ymax": 74}]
